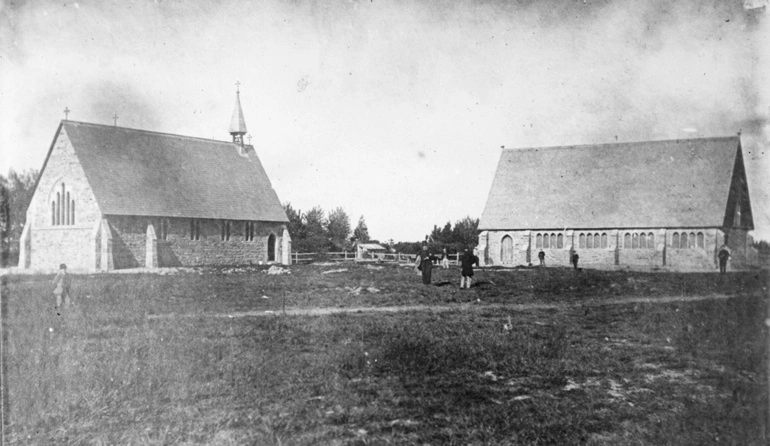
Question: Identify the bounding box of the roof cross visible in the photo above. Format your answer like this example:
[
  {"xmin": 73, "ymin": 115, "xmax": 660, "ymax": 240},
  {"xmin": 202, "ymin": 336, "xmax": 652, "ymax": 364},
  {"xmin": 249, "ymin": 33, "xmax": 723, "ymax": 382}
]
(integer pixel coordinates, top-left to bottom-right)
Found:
[
  {"xmin": 63, "ymin": 107, "xmax": 70, "ymax": 120},
  {"xmin": 236, "ymin": 80, "xmax": 241, "ymax": 94},
  {"xmin": 112, "ymin": 113, "xmax": 118, "ymax": 126}
]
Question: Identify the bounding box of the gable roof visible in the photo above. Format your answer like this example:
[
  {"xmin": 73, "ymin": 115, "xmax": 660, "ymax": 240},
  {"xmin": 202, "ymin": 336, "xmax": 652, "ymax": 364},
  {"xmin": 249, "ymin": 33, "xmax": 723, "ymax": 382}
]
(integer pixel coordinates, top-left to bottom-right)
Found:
[
  {"xmin": 59, "ymin": 121, "xmax": 287, "ymax": 222},
  {"xmin": 479, "ymin": 136, "xmax": 748, "ymax": 230}
]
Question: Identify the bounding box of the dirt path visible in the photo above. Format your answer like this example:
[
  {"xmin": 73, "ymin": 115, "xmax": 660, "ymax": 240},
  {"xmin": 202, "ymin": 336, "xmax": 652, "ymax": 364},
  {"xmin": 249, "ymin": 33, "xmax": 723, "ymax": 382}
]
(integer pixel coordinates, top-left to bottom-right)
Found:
[{"xmin": 147, "ymin": 293, "xmax": 742, "ymax": 320}]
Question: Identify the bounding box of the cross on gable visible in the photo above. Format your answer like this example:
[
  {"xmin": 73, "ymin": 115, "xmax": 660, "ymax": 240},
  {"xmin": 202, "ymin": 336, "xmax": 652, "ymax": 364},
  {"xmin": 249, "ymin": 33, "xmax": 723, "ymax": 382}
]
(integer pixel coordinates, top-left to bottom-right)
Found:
[
  {"xmin": 64, "ymin": 107, "xmax": 70, "ymax": 120},
  {"xmin": 112, "ymin": 114, "xmax": 118, "ymax": 126}
]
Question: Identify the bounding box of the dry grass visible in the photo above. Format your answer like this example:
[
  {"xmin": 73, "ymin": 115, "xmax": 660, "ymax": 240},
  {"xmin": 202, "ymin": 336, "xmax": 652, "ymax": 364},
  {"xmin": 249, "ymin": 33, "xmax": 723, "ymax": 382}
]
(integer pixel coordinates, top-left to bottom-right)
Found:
[{"xmin": 2, "ymin": 265, "xmax": 768, "ymax": 444}]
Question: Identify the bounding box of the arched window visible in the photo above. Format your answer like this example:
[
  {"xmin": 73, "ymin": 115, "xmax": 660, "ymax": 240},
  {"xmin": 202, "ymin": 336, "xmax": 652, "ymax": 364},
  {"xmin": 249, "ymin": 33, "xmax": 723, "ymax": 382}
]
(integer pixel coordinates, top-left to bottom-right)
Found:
[
  {"xmin": 672, "ymin": 232, "xmax": 679, "ymax": 248},
  {"xmin": 60, "ymin": 183, "xmax": 66, "ymax": 225},
  {"xmin": 543, "ymin": 233, "xmax": 549, "ymax": 249},
  {"xmin": 245, "ymin": 221, "xmax": 255, "ymax": 242},
  {"xmin": 689, "ymin": 232, "xmax": 696, "ymax": 249},
  {"xmin": 551, "ymin": 233, "xmax": 556, "ymax": 248},
  {"xmin": 220, "ymin": 220, "xmax": 231, "ymax": 241},
  {"xmin": 50, "ymin": 181, "xmax": 76, "ymax": 226},
  {"xmin": 190, "ymin": 219, "xmax": 201, "ymax": 241},
  {"xmin": 681, "ymin": 232, "xmax": 688, "ymax": 249},
  {"xmin": 536, "ymin": 233, "xmax": 542, "ymax": 249},
  {"xmin": 601, "ymin": 233, "xmax": 608, "ymax": 248},
  {"xmin": 56, "ymin": 192, "xmax": 61, "ymax": 225},
  {"xmin": 579, "ymin": 233, "xmax": 586, "ymax": 249},
  {"xmin": 501, "ymin": 235, "xmax": 514, "ymax": 264},
  {"xmin": 267, "ymin": 234, "xmax": 276, "ymax": 262},
  {"xmin": 624, "ymin": 233, "xmax": 631, "ymax": 248},
  {"xmin": 557, "ymin": 234, "xmax": 564, "ymax": 249},
  {"xmin": 159, "ymin": 218, "xmax": 169, "ymax": 241},
  {"xmin": 640, "ymin": 233, "xmax": 646, "ymax": 249},
  {"xmin": 632, "ymin": 233, "xmax": 639, "ymax": 249},
  {"xmin": 648, "ymin": 233, "xmax": 654, "ymax": 249},
  {"xmin": 697, "ymin": 232, "xmax": 704, "ymax": 248}
]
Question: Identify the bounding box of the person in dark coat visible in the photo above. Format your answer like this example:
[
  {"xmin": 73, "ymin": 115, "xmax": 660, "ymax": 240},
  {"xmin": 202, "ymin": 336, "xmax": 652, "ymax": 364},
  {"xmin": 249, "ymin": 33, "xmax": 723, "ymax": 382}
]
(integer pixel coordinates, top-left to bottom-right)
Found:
[
  {"xmin": 538, "ymin": 250, "xmax": 546, "ymax": 267},
  {"xmin": 717, "ymin": 245, "xmax": 730, "ymax": 274},
  {"xmin": 415, "ymin": 244, "xmax": 438, "ymax": 285},
  {"xmin": 571, "ymin": 252, "xmax": 579, "ymax": 270},
  {"xmin": 460, "ymin": 247, "xmax": 479, "ymax": 289}
]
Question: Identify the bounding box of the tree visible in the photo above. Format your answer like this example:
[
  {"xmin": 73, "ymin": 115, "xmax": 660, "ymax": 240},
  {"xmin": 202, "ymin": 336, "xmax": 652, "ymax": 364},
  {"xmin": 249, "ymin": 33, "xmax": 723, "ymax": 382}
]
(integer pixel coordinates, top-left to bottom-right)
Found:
[
  {"xmin": 303, "ymin": 206, "xmax": 328, "ymax": 253},
  {"xmin": 452, "ymin": 216, "xmax": 479, "ymax": 250},
  {"xmin": 326, "ymin": 207, "xmax": 351, "ymax": 251},
  {"xmin": 0, "ymin": 169, "xmax": 38, "ymax": 266},
  {"xmin": 353, "ymin": 216, "xmax": 370, "ymax": 243},
  {"xmin": 283, "ymin": 202, "xmax": 305, "ymax": 243},
  {"xmin": 439, "ymin": 221, "xmax": 453, "ymax": 244}
]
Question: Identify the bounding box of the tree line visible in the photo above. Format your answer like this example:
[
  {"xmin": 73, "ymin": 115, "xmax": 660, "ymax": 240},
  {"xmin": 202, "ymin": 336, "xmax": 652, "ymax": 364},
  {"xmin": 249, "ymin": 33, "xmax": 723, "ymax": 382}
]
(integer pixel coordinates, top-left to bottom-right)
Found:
[
  {"xmin": 283, "ymin": 203, "xmax": 371, "ymax": 253},
  {"xmin": 0, "ymin": 169, "xmax": 38, "ymax": 267},
  {"xmin": 392, "ymin": 217, "xmax": 479, "ymax": 255}
]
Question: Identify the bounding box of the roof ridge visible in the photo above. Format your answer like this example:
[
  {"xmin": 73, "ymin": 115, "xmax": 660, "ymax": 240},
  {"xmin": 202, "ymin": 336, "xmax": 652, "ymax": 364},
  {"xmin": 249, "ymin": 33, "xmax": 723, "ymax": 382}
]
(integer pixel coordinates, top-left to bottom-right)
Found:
[
  {"xmin": 62, "ymin": 120, "xmax": 236, "ymax": 146},
  {"xmin": 501, "ymin": 135, "xmax": 739, "ymax": 152}
]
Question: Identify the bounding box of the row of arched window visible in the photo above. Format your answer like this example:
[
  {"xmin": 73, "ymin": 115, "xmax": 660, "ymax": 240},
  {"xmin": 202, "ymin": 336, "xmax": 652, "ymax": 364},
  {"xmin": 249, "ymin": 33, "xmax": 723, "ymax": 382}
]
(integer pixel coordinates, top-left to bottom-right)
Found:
[
  {"xmin": 578, "ymin": 233, "xmax": 608, "ymax": 249},
  {"xmin": 535, "ymin": 233, "xmax": 563, "ymax": 249},
  {"xmin": 623, "ymin": 232, "xmax": 655, "ymax": 249},
  {"xmin": 512, "ymin": 231, "xmax": 706, "ymax": 251},
  {"xmin": 672, "ymin": 232, "xmax": 705, "ymax": 249},
  {"xmin": 51, "ymin": 182, "xmax": 75, "ymax": 226}
]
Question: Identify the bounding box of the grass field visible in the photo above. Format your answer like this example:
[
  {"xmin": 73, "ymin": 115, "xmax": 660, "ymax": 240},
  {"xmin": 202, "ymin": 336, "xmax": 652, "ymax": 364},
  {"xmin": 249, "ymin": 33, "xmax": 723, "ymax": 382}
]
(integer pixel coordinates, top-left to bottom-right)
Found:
[{"xmin": 2, "ymin": 264, "xmax": 768, "ymax": 445}]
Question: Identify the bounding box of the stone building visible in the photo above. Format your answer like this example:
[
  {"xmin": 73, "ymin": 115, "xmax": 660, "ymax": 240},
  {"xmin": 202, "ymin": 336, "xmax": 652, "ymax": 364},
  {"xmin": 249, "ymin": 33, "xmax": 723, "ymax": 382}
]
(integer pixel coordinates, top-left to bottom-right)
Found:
[
  {"xmin": 478, "ymin": 135, "xmax": 754, "ymax": 271},
  {"xmin": 19, "ymin": 92, "xmax": 291, "ymax": 271}
]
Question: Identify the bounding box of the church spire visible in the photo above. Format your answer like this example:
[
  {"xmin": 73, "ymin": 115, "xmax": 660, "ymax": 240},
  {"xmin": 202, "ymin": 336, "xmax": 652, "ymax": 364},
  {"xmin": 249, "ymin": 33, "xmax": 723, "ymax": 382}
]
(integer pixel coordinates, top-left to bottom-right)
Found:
[{"xmin": 229, "ymin": 81, "xmax": 248, "ymax": 145}]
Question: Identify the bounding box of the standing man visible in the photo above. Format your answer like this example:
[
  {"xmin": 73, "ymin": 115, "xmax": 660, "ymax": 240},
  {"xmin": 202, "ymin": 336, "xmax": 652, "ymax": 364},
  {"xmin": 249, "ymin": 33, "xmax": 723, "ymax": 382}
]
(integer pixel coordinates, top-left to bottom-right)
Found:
[
  {"xmin": 415, "ymin": 244, "xmax": 438, "ymax": 285},
  {"xmin": 460, "ymin": 247, "xmax": 480, "ymax": 289},
  {"xmin": 717, "ymin": 245, "xmax": 731, "ymax": 274},
  {"xmin": 538, "ymin": 249, "xmax": 546, "ymax": 267},
  {"xmin": 441, "ymin": 248, "xmax": 450, "ymax": 269},
  {"xmin": 571, "ymin": 251, "xmax": 579, "ymax": 270}
]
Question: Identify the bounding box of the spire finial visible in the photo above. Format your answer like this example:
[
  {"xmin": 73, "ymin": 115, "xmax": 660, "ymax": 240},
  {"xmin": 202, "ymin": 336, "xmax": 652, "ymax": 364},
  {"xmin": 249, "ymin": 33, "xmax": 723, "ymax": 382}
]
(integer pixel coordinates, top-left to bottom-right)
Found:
[
  {"xmin": 112, "ymin": 113, "xmax": 118, "ymax": 127},
  {"xmin": 236, "ymin": 80, "xmax": 241, "ymax": 94},
  {"xmin": 63, "ymin": 107, "xmax": 70, "ymax": 120}
]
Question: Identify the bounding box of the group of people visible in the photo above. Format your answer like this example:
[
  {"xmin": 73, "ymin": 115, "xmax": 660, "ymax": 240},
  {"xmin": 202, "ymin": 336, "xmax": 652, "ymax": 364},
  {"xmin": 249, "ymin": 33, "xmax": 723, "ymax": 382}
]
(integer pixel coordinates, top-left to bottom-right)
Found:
[{"xmin": 415, "ymin": 244, "xmax": 479, "ymax": 288}]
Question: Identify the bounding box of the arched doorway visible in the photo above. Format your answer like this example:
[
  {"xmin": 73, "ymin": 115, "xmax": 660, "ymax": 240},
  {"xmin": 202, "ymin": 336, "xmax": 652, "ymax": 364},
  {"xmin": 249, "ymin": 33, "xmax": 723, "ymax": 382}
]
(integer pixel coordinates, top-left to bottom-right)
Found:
[
  {"xmin": 267, "ymin": 234, "xmax": 276, "ymax": 262},
  {"xmin": 501, "ymin": 235, "xmax": 513, "ymax": 264}
]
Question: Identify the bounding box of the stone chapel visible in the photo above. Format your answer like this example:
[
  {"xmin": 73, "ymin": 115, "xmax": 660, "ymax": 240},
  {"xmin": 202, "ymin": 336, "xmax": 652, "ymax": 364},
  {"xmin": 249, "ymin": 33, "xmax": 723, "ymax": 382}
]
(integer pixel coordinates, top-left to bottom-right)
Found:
[
  {"xmin": 19, "ymin": 90, "xmax": 291, "ymax": 271},
  {"xmin": 478, "ymin": 135, "xmax": 755, "ymax": 271}
]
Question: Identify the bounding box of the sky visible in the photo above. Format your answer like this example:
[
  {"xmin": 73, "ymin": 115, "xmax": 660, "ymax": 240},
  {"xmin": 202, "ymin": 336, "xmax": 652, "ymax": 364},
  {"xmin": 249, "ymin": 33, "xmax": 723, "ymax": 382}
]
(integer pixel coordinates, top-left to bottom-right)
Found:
[{"xmin": 1, "ymin": 0, "xmax": 769, "ymax": 243}]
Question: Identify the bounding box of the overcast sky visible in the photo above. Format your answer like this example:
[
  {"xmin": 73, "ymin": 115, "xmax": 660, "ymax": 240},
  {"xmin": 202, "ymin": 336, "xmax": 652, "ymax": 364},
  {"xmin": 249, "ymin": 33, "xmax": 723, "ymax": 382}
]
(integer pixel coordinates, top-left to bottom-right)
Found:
[{"xmin": 1, "ymin": 0, "xmax": 769, "ymax": 242}]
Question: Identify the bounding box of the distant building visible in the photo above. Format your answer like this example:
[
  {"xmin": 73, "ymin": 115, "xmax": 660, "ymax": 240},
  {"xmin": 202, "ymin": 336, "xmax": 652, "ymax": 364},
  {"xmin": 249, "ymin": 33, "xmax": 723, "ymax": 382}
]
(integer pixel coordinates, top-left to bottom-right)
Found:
[
  {"xmin": 19, "ymin": 91, "xmax": 291, "ymax": 271},
  {"xmin": 478, "ymin": 136, "xmax": 754, "ymax": 271},
  {"xmin": 356, "ymin": 243, "xmax": 386, "ymax": 260}
]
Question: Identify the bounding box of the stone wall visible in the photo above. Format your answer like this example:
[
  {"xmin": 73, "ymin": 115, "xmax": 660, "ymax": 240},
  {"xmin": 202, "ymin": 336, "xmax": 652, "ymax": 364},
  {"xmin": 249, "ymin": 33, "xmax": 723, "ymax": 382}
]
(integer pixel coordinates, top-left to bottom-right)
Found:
[
  {"xmin": 24, "ymin": 127, "xmax": 102, "ymax": 271},
  {"xmin": 483, "ymin": 226, "xmax": 749, "ymax": 271},
  {"xmin": 107, "ymin": 215, "xmax": 288, "ymax": 268}
]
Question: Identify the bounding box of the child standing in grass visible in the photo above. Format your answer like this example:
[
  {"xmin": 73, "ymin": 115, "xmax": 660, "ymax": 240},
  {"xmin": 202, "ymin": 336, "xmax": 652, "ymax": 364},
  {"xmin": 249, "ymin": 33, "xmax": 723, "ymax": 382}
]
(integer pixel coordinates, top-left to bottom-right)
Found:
[{"xmin": 52, "ymin": 263, "xmax": 71, "ymax": 311}]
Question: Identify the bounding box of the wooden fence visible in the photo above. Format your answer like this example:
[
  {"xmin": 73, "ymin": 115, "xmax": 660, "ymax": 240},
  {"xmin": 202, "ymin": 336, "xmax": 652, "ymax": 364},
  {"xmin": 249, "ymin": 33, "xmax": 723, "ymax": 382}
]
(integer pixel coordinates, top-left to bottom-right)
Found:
[{"xmin": 290, "ymin": 251, "xmax": 462, "ymax": 265}]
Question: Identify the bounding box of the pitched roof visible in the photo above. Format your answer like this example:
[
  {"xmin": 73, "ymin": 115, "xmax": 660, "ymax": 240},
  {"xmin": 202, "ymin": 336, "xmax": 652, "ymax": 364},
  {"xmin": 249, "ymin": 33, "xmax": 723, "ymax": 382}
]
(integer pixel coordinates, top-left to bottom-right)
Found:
[
  {"xmin": 229, "ymin": 92, "xmax": 248, "ymax": 135},
  {"xmin": 479, "ymin": 136, "xmax": 744, "ymax": 230},
  {"xmin": 61, "ymin": 121, "xmax": 287, "ymax": 222}
]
